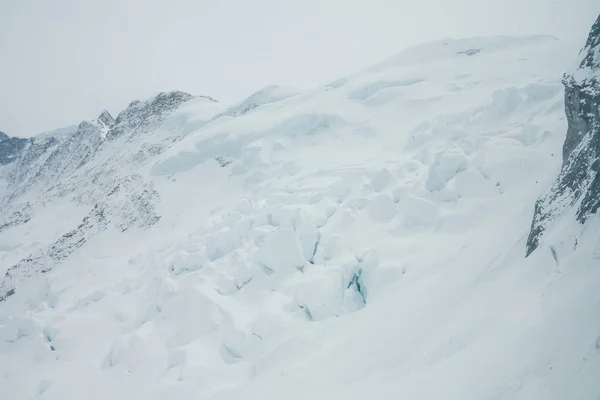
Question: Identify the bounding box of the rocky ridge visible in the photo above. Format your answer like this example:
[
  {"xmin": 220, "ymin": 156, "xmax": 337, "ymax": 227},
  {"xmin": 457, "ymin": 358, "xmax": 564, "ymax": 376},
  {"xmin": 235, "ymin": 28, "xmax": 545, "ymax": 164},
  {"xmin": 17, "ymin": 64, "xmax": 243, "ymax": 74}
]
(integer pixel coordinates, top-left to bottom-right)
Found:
[{"xmin": 526, "ymin": 15, "xmax": 600, "ymax": 256}]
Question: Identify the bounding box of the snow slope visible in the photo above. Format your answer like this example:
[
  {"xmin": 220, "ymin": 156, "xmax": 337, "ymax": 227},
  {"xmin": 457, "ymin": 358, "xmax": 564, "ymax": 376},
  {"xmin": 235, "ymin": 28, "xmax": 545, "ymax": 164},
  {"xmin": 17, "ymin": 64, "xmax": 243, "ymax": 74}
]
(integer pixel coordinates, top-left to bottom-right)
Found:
[{"xmin": 2, "ymin": 35, "xmax": 600, "ymax": 400}]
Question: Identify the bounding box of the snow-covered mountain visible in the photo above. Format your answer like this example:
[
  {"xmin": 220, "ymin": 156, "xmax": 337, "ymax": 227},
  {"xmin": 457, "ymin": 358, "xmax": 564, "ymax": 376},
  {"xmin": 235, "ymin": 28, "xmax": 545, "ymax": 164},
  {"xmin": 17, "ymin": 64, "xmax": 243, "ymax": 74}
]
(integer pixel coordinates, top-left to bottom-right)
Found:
[{"xmin": 2, "ymin": 18, "xmax": 600, "ymax": 400}]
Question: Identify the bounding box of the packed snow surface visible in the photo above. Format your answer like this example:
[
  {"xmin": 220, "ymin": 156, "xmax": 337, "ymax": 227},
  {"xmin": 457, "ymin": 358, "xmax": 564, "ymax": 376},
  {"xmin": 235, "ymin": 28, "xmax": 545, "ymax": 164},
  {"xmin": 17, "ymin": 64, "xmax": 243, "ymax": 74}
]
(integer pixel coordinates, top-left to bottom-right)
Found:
[{"xmin": 2, "ymin": 36, "xmax": 600, "ymax": 399}]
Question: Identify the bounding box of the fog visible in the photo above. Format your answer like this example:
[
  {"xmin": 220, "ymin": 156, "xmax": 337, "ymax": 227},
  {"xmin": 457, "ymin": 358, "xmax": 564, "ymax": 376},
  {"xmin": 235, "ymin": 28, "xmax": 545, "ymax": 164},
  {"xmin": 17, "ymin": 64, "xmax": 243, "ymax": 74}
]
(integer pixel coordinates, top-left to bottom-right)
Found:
[{"xmin": 1, "ymin": 0, "xmax": 598, "ymax": 136}]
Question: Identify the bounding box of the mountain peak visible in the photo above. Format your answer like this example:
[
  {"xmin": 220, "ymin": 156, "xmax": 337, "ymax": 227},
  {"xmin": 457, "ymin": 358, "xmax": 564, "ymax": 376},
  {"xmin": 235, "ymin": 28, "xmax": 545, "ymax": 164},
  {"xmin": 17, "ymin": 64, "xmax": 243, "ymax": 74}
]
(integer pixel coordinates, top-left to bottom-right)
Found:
[
  {"xmin": 97, "ymin": 110, "xmax": 115, "ymax": 128},
  {"xmin": 90, "ymin": 110, "xmax": 116, "ymax": 137},
  {"xmin": 129, "ymin": 91, "xmax": 195, "ymax": 110},
  {"xmin": 155, "ymin": 90, "xmax": 194, "ymax": 102},
  {"xmin": 106, "ymin": 91, "xmax": 195, "ymax": 140}
]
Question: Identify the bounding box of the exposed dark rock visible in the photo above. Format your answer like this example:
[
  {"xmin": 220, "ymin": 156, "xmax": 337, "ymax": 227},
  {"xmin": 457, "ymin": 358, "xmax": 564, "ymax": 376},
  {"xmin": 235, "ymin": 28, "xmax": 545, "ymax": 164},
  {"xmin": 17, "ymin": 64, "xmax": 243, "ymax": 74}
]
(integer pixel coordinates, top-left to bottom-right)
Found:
[
  {"xmin": 0, "ymin": 202, "xmax": 33, "ymax": 232},
  {"xmin": 95, "ymin": 110, "xmax": 116, "ymax": 132},
  {"xmin": 0, "ymin": 131, "xmax": 30, "ymax": 165},
  {"xmin": 526, "ymin": 14, "xmax": 600, "ymax": 256},
  {"xmin": 457, "ymin": 48, "xmax": 482, "ymax": 56}
]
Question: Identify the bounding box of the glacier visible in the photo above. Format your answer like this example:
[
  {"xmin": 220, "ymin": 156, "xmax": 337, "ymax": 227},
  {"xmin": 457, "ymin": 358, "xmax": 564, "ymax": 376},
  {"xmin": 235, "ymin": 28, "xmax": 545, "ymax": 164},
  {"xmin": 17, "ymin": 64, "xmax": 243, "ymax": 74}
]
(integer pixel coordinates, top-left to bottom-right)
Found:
[{"xmin": 1, "ymin": 32, "xmax": 600, "ymax": 400}]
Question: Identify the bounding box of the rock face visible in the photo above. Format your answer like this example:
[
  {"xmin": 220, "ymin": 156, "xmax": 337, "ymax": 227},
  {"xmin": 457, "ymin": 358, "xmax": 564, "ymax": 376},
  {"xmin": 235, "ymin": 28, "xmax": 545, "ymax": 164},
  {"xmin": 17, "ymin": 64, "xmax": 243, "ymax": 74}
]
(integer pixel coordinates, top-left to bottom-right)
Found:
[
  {"xmin": 0, "ymin": 131, "xmax": 30, "ymax": 166},
  {"xmin": 6, "ymin": 121, "xmax": 103, "ymax": 200},
  {"xmin": 93, "ymin": 110, "xmax": 116, "ymax": 134},
  {"xmin": 526, "ymin": 15, "xmax": 600, "ymax": 256}
]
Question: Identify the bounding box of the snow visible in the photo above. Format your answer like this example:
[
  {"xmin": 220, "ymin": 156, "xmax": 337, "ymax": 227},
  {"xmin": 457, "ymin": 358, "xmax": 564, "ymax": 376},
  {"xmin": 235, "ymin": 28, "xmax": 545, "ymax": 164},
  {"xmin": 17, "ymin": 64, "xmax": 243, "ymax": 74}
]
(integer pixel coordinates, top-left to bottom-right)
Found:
[
  {"xmin": 34, "ymin": 125, "xmax": 78, "ymax": 141},
  {"xmin": 221, "ymin": 85, "xmax": 299, "ymax": 117},
  {"xmin": 2, "ymin": 35, "xmax": 600, "ymax": 400}
]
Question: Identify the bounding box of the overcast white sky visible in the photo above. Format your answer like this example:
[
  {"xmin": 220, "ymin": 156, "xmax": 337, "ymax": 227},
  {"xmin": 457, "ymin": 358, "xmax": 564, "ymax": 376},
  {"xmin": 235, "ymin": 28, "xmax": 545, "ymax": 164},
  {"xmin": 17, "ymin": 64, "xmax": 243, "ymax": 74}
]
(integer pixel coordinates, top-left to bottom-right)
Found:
[{"xmin": 1, "ymin": 0, "xmax": 598, "ymax": 137}]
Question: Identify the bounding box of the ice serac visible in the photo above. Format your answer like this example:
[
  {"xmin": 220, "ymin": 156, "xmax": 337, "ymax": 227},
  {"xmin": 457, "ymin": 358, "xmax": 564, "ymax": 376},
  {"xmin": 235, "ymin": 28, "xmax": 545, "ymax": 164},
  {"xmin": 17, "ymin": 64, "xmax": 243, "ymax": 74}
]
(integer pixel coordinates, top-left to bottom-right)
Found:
[
  {"xmin": 526, "ymin": 14, "xmax": 600, "ymax": 257},
  {"xmin": 0, "ymin": 131, "xmax": 30, "ymax": 166},
  {"xmin": 106, "ymin": 91, "xmax": 194, "ymax": 139}
]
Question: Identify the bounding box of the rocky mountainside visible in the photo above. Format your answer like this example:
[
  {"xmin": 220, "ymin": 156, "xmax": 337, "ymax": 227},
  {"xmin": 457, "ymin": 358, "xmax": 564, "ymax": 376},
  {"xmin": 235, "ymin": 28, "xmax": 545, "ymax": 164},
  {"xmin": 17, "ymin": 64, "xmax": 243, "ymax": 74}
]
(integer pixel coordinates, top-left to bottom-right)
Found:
[
  {"xmin": 106, "ymin": 91, "xmax": 196, "ymax": 140},
  {"xmin": 526, "ymin": 15, "xmax": 600, "ymax": 256},
  {"xmin": 0, "ymin": 91, "xmax": 212, "ymax": 300}
]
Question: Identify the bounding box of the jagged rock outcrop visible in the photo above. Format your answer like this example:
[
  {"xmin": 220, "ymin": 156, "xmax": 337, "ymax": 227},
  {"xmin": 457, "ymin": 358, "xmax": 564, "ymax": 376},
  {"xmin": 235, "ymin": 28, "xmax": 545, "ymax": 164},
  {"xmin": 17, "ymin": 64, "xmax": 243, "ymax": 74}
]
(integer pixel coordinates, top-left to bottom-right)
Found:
[
  {"xmin": 0, "ymin": 203, "xmax": 109, "ymax": 300},
  {"xmin": 93, "ymin": 110, "xmax": 116, "ymax": 135},
  {"xmin": 0, "ymin": 202, "xmax": 32, "ymax": 232},
  {"xmin": 526, "ymin": 14, "xmax": 600, "ymax": 256},
  {"xmin": 0, "ymin": 131, "xmax": 30, "ymax": 166}
]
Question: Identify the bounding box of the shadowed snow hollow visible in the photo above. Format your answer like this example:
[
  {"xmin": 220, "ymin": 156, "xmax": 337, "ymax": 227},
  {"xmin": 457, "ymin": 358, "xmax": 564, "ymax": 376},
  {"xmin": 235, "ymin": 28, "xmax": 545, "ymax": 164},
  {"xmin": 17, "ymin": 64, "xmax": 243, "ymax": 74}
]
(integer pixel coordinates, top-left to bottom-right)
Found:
[{"xmin": 2, "ymin": 34, "xmax": 600, "ymax": 400}]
